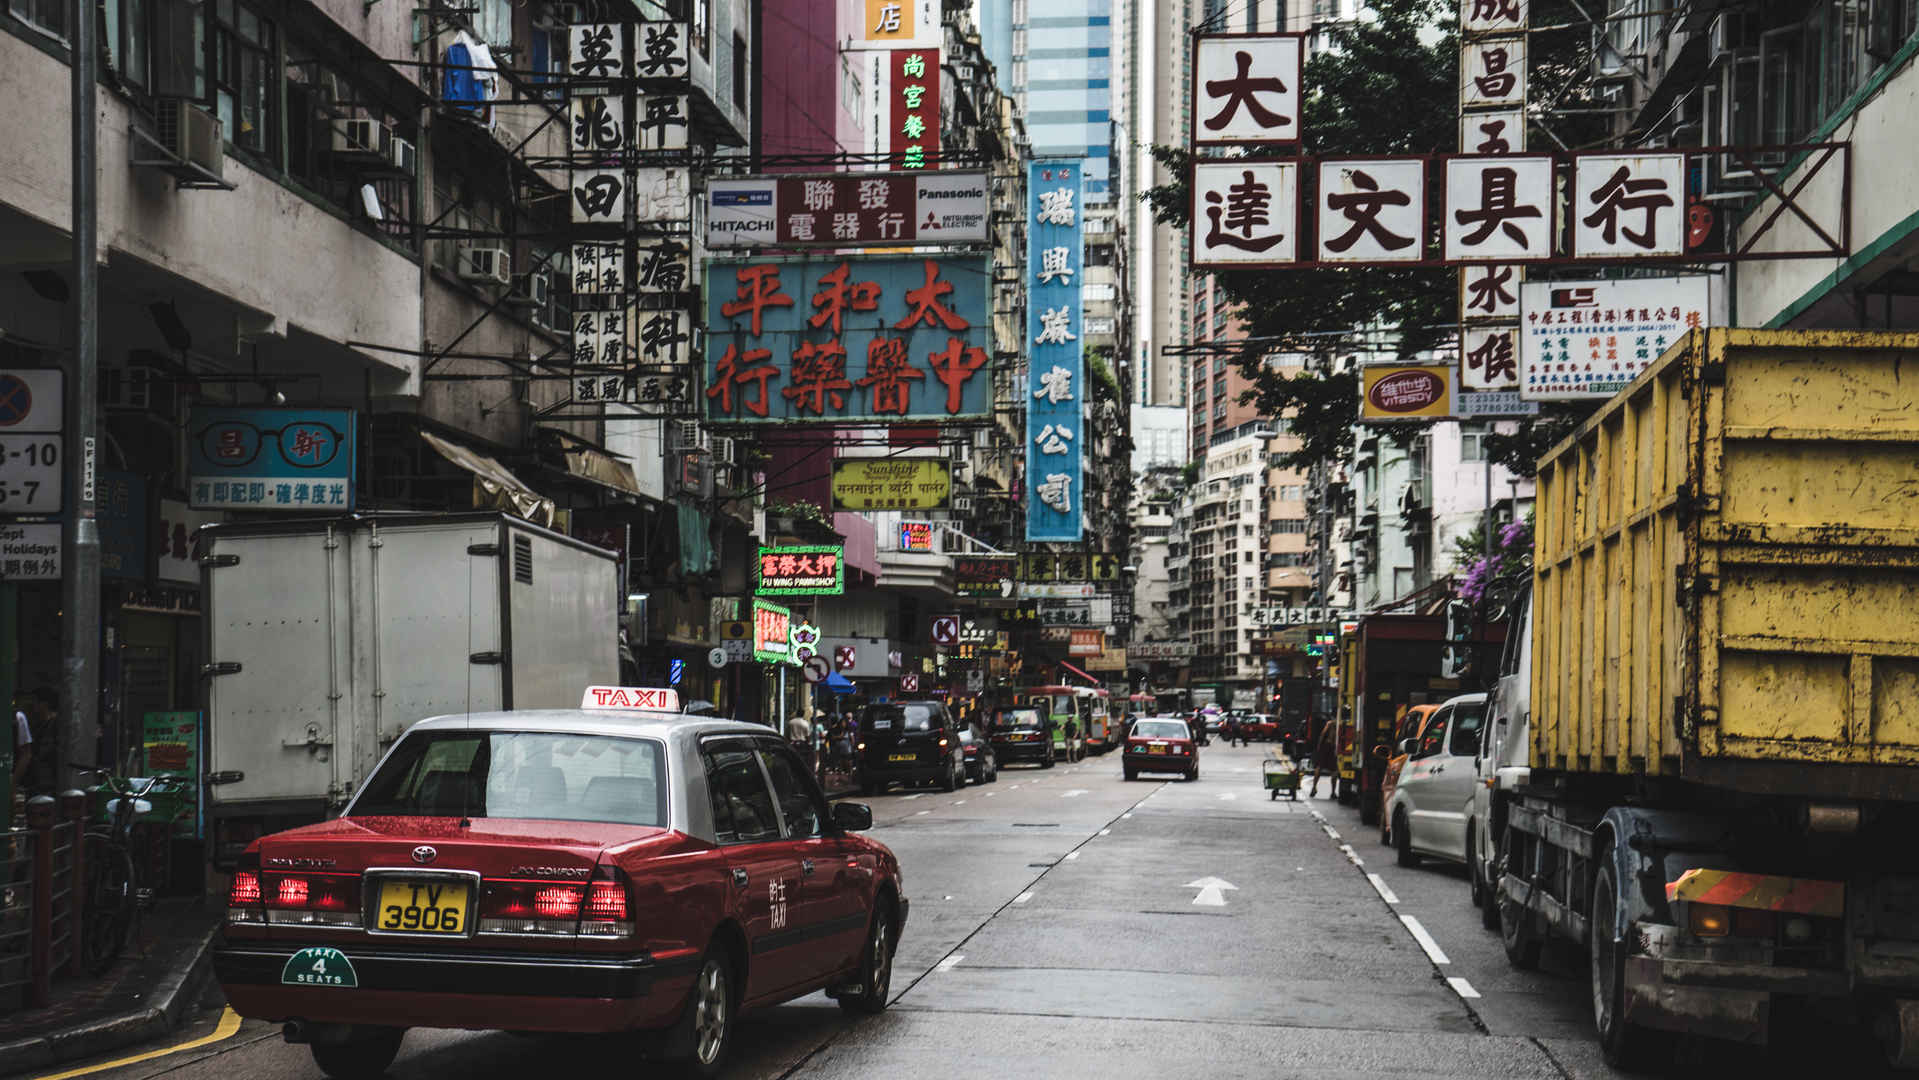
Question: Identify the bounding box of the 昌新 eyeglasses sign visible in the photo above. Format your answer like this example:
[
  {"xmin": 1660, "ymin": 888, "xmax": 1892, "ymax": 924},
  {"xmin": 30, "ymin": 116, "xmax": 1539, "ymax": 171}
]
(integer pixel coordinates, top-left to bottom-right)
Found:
[{"xmin": 187, "ymin": 407, "xmax": 358, "ymax": 511}]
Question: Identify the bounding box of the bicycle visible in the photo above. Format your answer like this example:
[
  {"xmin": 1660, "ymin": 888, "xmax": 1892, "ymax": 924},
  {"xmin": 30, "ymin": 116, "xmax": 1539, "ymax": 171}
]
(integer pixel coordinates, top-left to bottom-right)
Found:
[{"xmin": 67, "ymin": 760, "xmax": 184, "ymax": 976}]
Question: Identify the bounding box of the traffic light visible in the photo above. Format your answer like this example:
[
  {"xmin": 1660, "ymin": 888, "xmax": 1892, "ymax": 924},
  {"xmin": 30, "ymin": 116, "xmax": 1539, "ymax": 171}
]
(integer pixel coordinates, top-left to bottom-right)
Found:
[{"xmin": 1441, "ymin": 599, "xmax": 1473, "ymax": 679}]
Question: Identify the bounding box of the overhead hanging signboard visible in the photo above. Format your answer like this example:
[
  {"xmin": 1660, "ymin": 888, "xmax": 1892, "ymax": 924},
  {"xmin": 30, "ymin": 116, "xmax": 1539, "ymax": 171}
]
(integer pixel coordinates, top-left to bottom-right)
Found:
[
  {"xmin": 703, "ymin": 255, "xmax": 991, "ymax": 424},
  {"xmin": 1359, "ymin": 364, "xmax": 1453, "ymax": 422},
  {"xmin": 889, "ymin": 48, "xmax": 940, "ymax": 170},
  {"xmin": 1518, "ymin": 277, "xmax": 1712, "ymax": 399},
  {"xmin": 1190, "ymin": 32, "xmax": 1304, "ymax": 148},
  {"xmin": 752, "ymin": 599, "xmax": 797, "ymax": 664},
  {"xmin": 1025, "ymin": 160, "xmax": 1085, "ymax": 542},
  {"xmin": 954, "ymin": 555, "xmax": 1017, "ymax": 598},
  {"xmin": 705, "ymin": 172, "xmax": 988, "ymax": 249},
  {"xmin": 755, "ymin": 544, "xmax": 846, "ymax": 595},
  {"xmin": 830, "ymin": 458, "xmax": 951, "ymax": 510},
  {"xmin": 188, "ymin": 407, "xmax": 356, "ymax": 510},
  {"xmin": 844, "ymin": 0, "xmax": 941, "ymax": 48}
]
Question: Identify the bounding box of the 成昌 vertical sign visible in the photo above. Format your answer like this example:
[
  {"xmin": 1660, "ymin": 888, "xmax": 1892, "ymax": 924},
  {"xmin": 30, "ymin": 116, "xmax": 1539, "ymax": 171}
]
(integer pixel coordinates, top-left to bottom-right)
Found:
[
  {"xmin": 1457, "ymin": 0, "xmax": 1528, "ymax": 409},
  {"xmin": 891, "ymin": 49, "xmax": 939, "ymax": 170},
  {"xmin": 1025, "ymin": 160, "xmax": 1084, "ymax": 543}
]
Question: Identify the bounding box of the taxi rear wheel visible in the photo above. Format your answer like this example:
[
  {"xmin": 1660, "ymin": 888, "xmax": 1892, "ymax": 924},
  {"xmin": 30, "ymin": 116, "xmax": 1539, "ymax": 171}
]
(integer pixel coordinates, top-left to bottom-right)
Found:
[
  {"xmin": 308, "ymin": 1027, "xmax": 404, "ymax": 1079},
  {"xmin": 838, "ymin": 902, "xmax": 896, "ymax": 1015},
  {"xmin": 667, "ymin": 948, "xmax": 735, "ymax": 1076}
]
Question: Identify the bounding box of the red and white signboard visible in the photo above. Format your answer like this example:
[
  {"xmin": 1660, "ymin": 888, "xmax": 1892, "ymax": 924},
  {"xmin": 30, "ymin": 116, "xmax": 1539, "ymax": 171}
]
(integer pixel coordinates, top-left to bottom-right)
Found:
[
  {"xmin": 1191, "ymin": 33, "xmax": 1303, "ymax": 147},
  {"xmin": 1190, "ymin": 161, "xmax": 1299, "ymax": 269},
  {"xmin": 1461, "ymin": 326, "xmax": 1521, "ymax": 391},
  {"xmin": 581, "ymin": 686, "xmax": 681, "ymax": 711},
  {"xmin": 1460, "ymin": 36, "xmax": 1526, "ymax": 110},
  {"xmin": 930, "ymin": 615, "xmax": 960, "ymax": 647},
  {"xmin": 1462, "ymin": 0, "xmax": 1528, "ymax": 34},
  {"xmin": 1443, "ymin": 156, "xmax": 1553, "ymax": 262},
  {"xmin": 900, "ymin": 673, "xmax": 920, "ymax": 693},
  {"xmin": 834, "ymin": 644, "xmax": 858, "ymax": 670},
  {"xmin": 1316, "ymin": 159, "xmax": 1425, "ymax": 265},
  {"xmin": 1571, "ymin": 153, "xmax": 1687, "ymax": 258}
]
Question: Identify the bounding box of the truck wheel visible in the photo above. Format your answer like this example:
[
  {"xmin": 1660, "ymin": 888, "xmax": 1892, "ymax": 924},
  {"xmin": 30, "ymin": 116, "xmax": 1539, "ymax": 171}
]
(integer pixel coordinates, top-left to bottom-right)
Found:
[
  {"xmin": 1042, "ymin": 747, "xmax": 1056, "ymax": 769},
  {"xmin": 1393, "ymin": 809, "xmax": 1419, "ymax": 868},
  {"xmin": 1592, "ymin": 859, "xmax": 1671, "ymax": 1069},
  {"xmin": 1471, "ymin": 830, "xmax": 1501, "ymax": 931},
  {"xmin": 1497, "ymin": 824, "xmax": 1541, "ymax": 970}
]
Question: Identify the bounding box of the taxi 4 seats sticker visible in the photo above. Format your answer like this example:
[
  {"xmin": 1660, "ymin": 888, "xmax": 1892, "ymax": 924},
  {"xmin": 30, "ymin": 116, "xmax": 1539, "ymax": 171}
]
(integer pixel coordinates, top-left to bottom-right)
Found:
[{"xmin": 282, "ymin": 946, "xmax": 359, "ymax": 988}]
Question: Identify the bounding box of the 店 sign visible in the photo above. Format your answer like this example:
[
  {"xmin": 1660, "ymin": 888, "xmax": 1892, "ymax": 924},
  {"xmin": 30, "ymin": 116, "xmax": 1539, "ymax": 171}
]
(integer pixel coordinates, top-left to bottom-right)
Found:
[
  {"xmin": 705, "ymin": 172, "xmax": 989, "ymax": 250},
  {"xmin": 1025, "ymin": 160, "xmax": 1085, "ymax": 542},
  {"xmin": 755, "ymin": 544, "xmax": 845, "ymax": 596},
  {"xmin": 704, "ymin": 256, "xmax": 990, "ymax": 424},
  {"xmin": 830, "ymin": 458, "xmax": 951, "ymax": 510},
  {"xmin": 1191, "ymin": 33, "xmax": 1303, "ymax": 147},
  {"xmin": 188, "ymin": 408, "xmax": 356, "ymax": 510},
  {"xmin": 846, "ymin": 0, "xmax": 940, "ymax": 48},
  {"xmin": 1359, "ymin": 364, "xmax": 1452, "ymax": 422},
  {"xmin": 1519, "ymin": 277, "xmax": 1712, "ymax": 399}
]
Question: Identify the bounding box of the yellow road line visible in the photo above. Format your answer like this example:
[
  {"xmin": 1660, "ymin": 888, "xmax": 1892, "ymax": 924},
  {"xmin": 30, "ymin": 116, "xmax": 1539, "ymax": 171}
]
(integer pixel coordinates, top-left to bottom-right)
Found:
[{"xmin": 31, "ymin": 1008, "xmax": 243, "ymax": 1080}]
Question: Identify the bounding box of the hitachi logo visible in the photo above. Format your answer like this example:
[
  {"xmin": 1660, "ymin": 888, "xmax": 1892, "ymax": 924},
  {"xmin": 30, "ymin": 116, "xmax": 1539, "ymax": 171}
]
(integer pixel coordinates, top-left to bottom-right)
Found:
[{"xmin": 711, "ymin": 220, "xmax": 774, "ymax": 232}]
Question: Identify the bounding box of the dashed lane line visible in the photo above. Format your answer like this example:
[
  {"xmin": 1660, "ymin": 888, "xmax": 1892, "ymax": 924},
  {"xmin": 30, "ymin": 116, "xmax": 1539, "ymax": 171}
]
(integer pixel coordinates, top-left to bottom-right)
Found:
[
  {"xmin": 1447, "ymin": 977, "xmax": 1482, "ymax": 999},
  {"xmin": 1400, "ymin": 914, "xmax": 1451, "ymax": 965},
  {"xmin": 1366, "ymin": 874, "xmax": 1400, "ymax": 904},
  {"xmin": 935, "ymin": 954, "xmax": 965, "ymax": 972},
  {"xmin": 1014, "ymin": 890, "xmax": 1035, "ymax": 904}
]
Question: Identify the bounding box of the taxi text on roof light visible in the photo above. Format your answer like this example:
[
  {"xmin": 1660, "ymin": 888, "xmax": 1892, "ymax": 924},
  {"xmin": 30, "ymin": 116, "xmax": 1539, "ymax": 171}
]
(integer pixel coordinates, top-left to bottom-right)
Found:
[{"xmin": 580, "ymin": 686, "xmax": 681, "ymax": 711}]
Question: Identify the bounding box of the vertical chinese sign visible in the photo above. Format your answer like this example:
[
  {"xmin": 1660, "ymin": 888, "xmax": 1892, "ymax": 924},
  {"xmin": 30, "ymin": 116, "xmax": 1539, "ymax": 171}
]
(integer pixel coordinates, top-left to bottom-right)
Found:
[
  {"xmin": 891, "ymin": 49, "xmax": 939, "ymax": 170},
  {"xmin": 1457, "ymin": 0, "xmax": 1527, "ymax": 405},
  {"xmin": 1026, "ymin": 160, "xmax": 1084, "ymax": 543}
]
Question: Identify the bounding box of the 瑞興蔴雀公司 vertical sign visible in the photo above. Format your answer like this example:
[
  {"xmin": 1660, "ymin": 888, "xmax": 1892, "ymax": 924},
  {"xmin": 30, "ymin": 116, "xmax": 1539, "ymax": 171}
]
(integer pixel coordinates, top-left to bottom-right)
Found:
[{"xmin": 1025, "ymin": 161, "xmax": 1083, "ymax": 543}]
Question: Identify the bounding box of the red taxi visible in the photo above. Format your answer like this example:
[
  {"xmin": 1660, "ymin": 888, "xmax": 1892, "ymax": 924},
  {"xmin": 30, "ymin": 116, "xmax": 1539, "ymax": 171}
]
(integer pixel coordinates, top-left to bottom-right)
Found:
[
  {"xmin": 214, "ymin": 688, "xmax": 908, "ymax": 1078},
  {"xmin": 1122, "ymin": 717, "xmax": 1200, "ymax": 782}
]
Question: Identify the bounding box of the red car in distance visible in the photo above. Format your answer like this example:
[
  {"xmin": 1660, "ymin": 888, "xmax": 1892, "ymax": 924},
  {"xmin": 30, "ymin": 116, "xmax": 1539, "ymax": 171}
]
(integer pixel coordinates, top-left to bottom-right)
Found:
[
  {"xmin": 1122, "ymin": 717, "xmax": 1200, "ymax": 782},
  {"xmin": 214, "ymin": 689, "xmax": 907, "ymax": 1079}
]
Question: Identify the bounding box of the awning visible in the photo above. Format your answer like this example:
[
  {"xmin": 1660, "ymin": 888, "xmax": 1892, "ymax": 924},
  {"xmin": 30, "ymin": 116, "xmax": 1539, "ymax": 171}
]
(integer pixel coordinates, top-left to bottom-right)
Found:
[
  {"xmin": 1060, "ymin": 660, "xmax": 1100, "ymax": 685},
  {"xmin": 823, "ymin": 672, "xmax": 856, "ymax": 694},
  {"xmin": 548, "ymin": 430, "xmax": 641, "ymax": 496},
  {"xmin": 420, "ymin": 431, "xmax": 555, "ymax": 527}
]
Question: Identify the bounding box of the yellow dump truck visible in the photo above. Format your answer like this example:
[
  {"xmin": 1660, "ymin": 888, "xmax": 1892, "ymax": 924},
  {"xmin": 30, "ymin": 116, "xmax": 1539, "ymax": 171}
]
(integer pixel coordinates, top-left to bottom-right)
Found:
[{"xmin": 1474, "ymin": 330, "xmax": 1919, "ymax": 1069}]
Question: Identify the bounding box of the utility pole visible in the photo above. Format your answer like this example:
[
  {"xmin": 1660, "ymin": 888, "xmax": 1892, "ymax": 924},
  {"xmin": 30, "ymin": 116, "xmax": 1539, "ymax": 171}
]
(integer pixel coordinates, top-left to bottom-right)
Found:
[{"xmin": 64, "ymin": 0, "xmax": 101, "ymax": 776}]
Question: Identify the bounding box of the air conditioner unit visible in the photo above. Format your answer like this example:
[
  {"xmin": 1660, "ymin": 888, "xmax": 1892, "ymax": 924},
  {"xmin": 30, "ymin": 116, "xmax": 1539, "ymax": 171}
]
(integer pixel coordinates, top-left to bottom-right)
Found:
[
  {"xmin": 713, "ymin": 436, "xmax": 736, "ymax": 466},
  {"xmin": 676, "ymin": 420, "xmax": 710, "ymax": 453},
  {"xmin": 387, "ymin": 136, "xmax": 417, "ymax": 175},
  {"xmin": 332, "ymin": 117, "xmax": 392, "ymax": 159},
  {"xmin": 458, "ymin": 244, "xmax": 512, "ymax": 286},
  {"xmin": 153, "ymin": 99, "xmax": 224, "ymax": 178},
  {"xmin": 952, "ymin": 493, "xmax": 975, "ymax": 513},
  {"xmin": 527, "ymin": 268, "xmax": 550, "ymax": 309}
]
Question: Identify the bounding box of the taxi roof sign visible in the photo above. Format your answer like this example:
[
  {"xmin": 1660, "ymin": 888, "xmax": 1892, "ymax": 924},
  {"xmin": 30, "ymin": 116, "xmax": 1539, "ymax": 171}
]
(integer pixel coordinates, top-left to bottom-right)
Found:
[{"xmin": 581, "ymin": 686, "xmax": 682, "ymax": 712}]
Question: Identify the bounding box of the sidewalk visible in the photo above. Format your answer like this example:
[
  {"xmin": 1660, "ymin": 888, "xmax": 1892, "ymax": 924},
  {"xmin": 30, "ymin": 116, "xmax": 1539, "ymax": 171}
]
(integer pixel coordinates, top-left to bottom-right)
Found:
[{"xmin": 0, "ymin": 898, "xmax": 223, "ymax": 1076}]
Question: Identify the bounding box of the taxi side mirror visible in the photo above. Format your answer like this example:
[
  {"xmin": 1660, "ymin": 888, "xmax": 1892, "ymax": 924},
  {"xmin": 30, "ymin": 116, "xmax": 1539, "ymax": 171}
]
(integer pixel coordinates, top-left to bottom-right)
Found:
[{"xmin": 832, "ymin": 802, "xmax": 873, "ymax": 832}]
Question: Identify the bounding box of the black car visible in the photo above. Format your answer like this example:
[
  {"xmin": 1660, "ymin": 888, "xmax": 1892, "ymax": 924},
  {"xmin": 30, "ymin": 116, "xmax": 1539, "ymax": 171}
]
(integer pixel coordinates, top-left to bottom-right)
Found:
[
  {"xmin": 987, "ymin": 706, "xmax": 1057, "ymax": 768},
  {"xmin": 859, "ymin": 700, "xmax": 967, "ymax": 793},
  {"xmin": 956, "ymin": 720, "xmax": 999, "ymax": 784}
]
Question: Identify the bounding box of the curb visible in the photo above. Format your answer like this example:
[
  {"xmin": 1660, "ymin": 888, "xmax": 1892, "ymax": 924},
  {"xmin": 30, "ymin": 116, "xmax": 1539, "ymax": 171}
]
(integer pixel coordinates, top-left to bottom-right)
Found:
[{"xmin": 0, "ymin": 924, "xmax": 219, "ymax": 1077}]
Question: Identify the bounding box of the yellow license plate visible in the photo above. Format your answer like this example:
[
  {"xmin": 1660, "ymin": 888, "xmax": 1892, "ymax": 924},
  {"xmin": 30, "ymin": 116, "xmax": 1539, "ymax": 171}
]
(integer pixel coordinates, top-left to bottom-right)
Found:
[
  {"xmin": 375, "ymin": 880, "xmax": 468, "ymax": 934},
  {"xmin": 889, "ymin": 753, "xmax": 916, "ymax": 762},
  {"xmin": 1151, "ymin": 745, "xmax": 1168, "ymax": 754}
]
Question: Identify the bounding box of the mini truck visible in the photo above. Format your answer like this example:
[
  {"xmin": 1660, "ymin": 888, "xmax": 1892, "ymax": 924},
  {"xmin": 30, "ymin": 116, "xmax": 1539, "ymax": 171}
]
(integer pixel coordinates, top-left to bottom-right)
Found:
[
  {"xmin": 200, "ymin": 513, "xmax": 620, "ymax": 861},
  {"xmin": 1477, "ymin": 330, "xmax": 1919, "ymax": 1069}
]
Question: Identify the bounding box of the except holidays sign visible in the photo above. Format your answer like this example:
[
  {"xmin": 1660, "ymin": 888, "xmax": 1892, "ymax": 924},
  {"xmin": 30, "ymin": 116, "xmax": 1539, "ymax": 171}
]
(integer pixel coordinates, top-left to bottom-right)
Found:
[
  {"xmin": 1025, "ymin": 160, "xmax": 1085, "ymax": 542},
  {"xmin": 1518, "ymin": 277, "xmax": 1712, "ymax": 399},
  {"xmin": 704, "ymin": 256, "xmax": 990, "ymax": 423}
]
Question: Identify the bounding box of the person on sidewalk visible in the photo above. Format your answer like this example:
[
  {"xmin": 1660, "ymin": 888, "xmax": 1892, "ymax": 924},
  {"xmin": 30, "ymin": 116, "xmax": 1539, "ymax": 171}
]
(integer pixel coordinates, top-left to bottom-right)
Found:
[
  {"xmin": 786, "ymin": 711, "xmax": 816, "ymax": 776},
  {"xmin": 1307, "ymin": 717, "xmax": 1337, "ymax": 798}
]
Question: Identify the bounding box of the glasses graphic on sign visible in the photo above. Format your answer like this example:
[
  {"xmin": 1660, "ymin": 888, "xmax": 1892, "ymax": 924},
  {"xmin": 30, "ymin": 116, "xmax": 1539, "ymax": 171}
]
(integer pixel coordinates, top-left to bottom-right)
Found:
[{"xmin": 195, "ymin": 420, "xmax": 346, "ymax": 468}]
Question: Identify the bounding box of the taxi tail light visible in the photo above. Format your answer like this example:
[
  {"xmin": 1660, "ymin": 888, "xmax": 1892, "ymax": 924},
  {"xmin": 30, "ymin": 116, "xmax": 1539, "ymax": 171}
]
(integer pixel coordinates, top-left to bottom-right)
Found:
[
  {"xmin": 581, "ymin": 867, "xmax": 635, "ymax": 938},
  {"xmin": 227, "ymin": 856, "xmax": 264, "ymax": 925},
  {"xmin": 260, "ymin": 871, "xmax": 360, "ymax": 928},
  {"xmin": 479, "ymin": 870, "xmax": 632, "ymax": 938}
]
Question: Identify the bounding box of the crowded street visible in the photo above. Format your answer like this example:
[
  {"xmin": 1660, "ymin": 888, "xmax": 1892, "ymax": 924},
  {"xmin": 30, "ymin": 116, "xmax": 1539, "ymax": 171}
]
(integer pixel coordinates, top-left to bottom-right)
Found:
[{"xmin": 30, "ymin": 740, "xmax": 1888, "ymax": 1080}]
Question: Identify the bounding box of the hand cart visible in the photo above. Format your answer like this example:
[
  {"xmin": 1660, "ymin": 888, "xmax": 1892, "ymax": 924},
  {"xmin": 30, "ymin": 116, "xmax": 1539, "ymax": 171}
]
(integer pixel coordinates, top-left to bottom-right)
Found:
[{"xmin": 1262, "ymin": 756, "xmax": 1301, "ymax": 801}]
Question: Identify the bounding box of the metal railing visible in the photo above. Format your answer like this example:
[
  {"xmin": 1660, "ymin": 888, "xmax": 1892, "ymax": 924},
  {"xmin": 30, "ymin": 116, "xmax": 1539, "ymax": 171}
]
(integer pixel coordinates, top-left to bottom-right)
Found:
[{"xmin": 1, "ymin": 795, "xmax": 89, "ymax": 1012}]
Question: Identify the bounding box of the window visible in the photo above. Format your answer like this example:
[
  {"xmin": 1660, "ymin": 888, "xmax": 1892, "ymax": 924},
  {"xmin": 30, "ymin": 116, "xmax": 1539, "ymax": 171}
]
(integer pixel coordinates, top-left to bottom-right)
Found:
[
  {"xmin": 285, "ymin": 49, "xmax": 418, "ymax": 247},
  {"xmin": 1416, "ymin": 711, "xmax": 1451, "ymax": 759},
  {"xmin": 350, "ymin": 732, "xmax": 667, "ymax": 826},
  {"xmin": 1460, "ymin": 421, "xmax": 1488, "ymax": 462},
  {"xmin": 211, "ymin": 0, "xmax": 276, "ymax": 155},
  {"xmin": 703, "ymin": 740, "xmax": 781, "ymax": 843},
  {"xmin": 732, "ymin": 33, "xmax": 747, "ymax": 106},
  {"xmin": 758, "ymin": 744, "xmax": 824, "ymax": 838},
  {"xmin": 1272, "ymin": 518, "xmax": 1306, "ymax": 533},
  {"xmin": 8, "ymin": 0, "xmax": 68, "ymax": 40},
  {"xmin": 1450, "ymin": 703, "xmax": 1487, "ymax": 757}
]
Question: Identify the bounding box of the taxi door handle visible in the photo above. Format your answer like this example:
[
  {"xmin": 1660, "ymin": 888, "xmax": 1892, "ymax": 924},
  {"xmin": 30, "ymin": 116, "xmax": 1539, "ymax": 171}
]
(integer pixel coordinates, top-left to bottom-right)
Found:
[
  {"xmin": 731, "ymin": 868, "xmax": 749, "ymax": 889},
  {"xmin": 800, "ymin": 859, "xmax": 816, "ymax": 877}
]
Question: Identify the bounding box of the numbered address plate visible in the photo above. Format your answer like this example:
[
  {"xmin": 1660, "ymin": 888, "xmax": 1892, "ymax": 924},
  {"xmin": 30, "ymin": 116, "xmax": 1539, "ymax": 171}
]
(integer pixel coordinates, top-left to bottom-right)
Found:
[
  {"xmin": 0, "ymin": 434, "xmax": 62, "ymax": 514},
  {"xmin": 370, "ymin": 875, "xmax": 473, "ymax": 936}
]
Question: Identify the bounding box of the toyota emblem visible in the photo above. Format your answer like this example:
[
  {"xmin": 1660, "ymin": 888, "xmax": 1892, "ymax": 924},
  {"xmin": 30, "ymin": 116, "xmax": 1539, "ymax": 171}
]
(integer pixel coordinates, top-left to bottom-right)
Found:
[{"xmin": 411, "ymin": 845, "xmax": 437, "ymax": 865}]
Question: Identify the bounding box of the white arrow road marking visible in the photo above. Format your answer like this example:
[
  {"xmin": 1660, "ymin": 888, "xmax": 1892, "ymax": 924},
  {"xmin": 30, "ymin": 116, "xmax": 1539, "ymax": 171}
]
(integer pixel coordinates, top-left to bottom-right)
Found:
[
  {"xmin": 1013, "ymin": 890, "xmax": 1034, "ymax": 904},
  {"xmin": 1061, "ymin": 789, "xmax": 1088, "ymax": 798},
  {"xmin": 984, "ymin": 792, "xmax": 995, "ymax": 797},
  {"xmin": 1184, "ymin": 877, "xmax": 1239, "ymax": 907},
  {"xmin": 1446, "ymin": 977, "xmax": 1481, "ymax": 999},
  {"xmin": 1216, "ymin": 793, "xmax": 1238, "ymax": 801},
  {"xmin": 935, "ymin": 954, "xmax": 965, "ymax": 972},
  {"xmin": 915, "ymin": 810, "xmax": 931, "ymax": 816},
  {"xmin": 1367, "ymin": 874, "xmax": 1400, "ymax": 904},
  {"xmin": 953, "ymin": 799, "xmax": 966, "ymax": 805},
  {"xmin": 1401, "ymin": 915, "xmax": 1450, "ymax": 964}
]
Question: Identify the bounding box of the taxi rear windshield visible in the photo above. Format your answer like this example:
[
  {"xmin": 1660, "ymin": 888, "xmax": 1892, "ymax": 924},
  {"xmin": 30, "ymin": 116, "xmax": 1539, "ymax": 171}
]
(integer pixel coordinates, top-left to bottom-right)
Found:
[
  {"xmin": 351, "ymin": 732, "xmax": 667, "ymax": 826},
  {"xmin": 1132, "ymin": 720, "xmax": 1190, "ymax": 740},
  {"xmin": 991, "ymin": 709, "xmax": 1043, "ymax": 729},
  {"xmin": 865, "ymin": 704, "xmax": 936, "ymax": 733}
]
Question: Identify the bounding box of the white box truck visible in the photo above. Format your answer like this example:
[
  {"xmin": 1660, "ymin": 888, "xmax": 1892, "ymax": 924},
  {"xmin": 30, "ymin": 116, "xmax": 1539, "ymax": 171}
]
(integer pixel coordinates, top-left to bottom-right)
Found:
[{"xmin": 200, "ymin": 513, "xmax": 619, "ymax": 859}]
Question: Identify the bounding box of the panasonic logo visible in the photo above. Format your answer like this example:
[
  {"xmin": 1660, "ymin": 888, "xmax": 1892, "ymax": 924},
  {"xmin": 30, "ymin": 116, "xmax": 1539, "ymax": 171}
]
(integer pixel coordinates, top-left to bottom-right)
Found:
[{"xmin": 920, "ymin": 187, "xmax": 984, "ymax": 200}]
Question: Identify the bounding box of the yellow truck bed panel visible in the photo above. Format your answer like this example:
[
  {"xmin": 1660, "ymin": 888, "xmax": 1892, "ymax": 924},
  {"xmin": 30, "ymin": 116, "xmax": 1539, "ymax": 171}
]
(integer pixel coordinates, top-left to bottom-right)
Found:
[{"xmin": 1533, "ymin": 330, "xmax": 1919, "ymax": 787}]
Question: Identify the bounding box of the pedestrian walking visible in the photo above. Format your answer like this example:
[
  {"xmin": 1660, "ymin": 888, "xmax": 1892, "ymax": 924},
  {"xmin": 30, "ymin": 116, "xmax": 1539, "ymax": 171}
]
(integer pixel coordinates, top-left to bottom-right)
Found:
[
  {"xmin": 786, "ymin": 710, "xmax": 816, "ymax": 775},
  {"xmin": 1307, "ymin": 716, "xmax": 1337, "ymax": 798}
]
